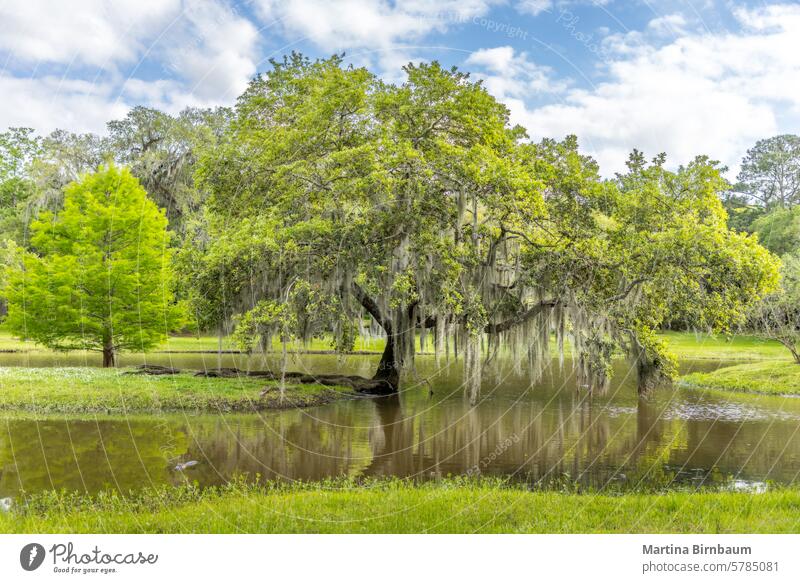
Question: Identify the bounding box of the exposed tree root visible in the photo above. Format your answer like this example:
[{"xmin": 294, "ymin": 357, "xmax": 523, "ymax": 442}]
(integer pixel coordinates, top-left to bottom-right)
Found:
[{"xmin": 129, "ymin": 364, "xmax": 395, "ymax": 395}]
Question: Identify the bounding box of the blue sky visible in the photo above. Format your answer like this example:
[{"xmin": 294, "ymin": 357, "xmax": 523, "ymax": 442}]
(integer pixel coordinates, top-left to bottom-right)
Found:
[{"xmin": 1, "ymin": 0, "xmax": 798, "ymax": 176}]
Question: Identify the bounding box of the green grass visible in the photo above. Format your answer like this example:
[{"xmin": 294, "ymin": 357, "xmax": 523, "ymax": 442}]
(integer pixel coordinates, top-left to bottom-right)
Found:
[
  {"xmin": 2, "ymin": 480, "xmax": 799, "ymax": 533},
  {"xmin": 0, "ymin": 367, "xmax": 356, "ymax": 413},
  {"xmin": 660, "ymin": 331, "xmax": 791, "ymax": 361},
  {"xmin": 0, "ymin": 329, "xmax": 792, "ymax": 360},
  {"xmin": 681, "ymin": 360, "xmax": 800, "ymax": 395}
]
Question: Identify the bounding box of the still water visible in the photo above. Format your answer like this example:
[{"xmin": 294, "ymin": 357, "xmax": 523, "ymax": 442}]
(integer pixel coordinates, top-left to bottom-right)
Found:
[{"xmin": 1, "ymin": 351, "xmax": 799, "ymax": 497}]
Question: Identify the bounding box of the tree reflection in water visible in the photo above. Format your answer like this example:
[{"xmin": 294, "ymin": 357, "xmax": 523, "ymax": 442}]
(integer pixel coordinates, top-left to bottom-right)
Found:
[{"xmin": 1, "ymin": 358, "xmax": 799, "ymax": 497}]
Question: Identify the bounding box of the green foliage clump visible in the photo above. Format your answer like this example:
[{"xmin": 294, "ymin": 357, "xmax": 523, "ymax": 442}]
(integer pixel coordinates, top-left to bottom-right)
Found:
[
  {"xmin": 751, "ymin": 206, "xmax": 800, "ymax": 256},
  {"xmin": 748, "ymin": 252, "xmax": 800, "ymax": 362}
]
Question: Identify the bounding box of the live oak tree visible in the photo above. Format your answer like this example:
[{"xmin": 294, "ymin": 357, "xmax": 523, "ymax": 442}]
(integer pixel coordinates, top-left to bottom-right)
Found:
[
  {"xmin": 197, "ymin": 54, "xmax": 779, "ymax": 399},
  {"xmin": 175, "ymin": 223, "xmax": 249, "ymax": 367},
  {"xmin": 599, "ymin": 152, "xmax": 779, "ymax": 388},
  {"xmin": 107, "ymin": 106, "xmax": 229, "ymax": 237},
  {"xmin": 26, "ymin": 129, "xmax": 109, "ymax": 221},
  {"xmin": 5, "ymin": 165, "xmax": 184, "ymax": 366}
]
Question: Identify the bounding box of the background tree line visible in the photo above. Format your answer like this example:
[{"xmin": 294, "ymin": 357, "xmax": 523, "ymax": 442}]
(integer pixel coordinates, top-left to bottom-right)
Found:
[{"xmin": 720, "ymin": 135, "xmax": 800, "ymax": 361}]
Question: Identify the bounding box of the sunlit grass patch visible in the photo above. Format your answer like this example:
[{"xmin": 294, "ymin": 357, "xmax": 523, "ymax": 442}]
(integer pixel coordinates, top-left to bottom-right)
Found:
[
  {"xmin": 660, "ymin": 331, "xmax": 790, "ymax": 361},
  {"xmin": 2, "ymin": 479, "xmax": 799, "ymax": 534}
]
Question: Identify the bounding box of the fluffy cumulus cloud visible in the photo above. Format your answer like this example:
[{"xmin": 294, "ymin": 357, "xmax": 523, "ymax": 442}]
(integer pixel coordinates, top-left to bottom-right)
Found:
[
  {"xmin": 0, "ymin": 75, "xmax": 129, "ymax": 134},
  {"xmin": 0, "ymin": 0, "xmax": 182, "ymax": 69},
  {"xmin": 468, "ymin": 3, "xmax": 800, "ymax": 176},
  {"xmin": 466, "ymin": 47, "xmax": 567, "ymax": 127},
  {"xmin": 0, "ymin": 0, "xmax": 259, "ymax": 135},
  {"xmin": 251, "ymin": 0, "xmax": 498, "ymax": 53},
  {"xmin": 162, "ymin": 0, "xmax": 259, "ymax": 102}
]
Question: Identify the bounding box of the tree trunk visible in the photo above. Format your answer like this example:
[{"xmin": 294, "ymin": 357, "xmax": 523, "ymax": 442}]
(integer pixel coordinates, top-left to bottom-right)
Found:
[
  {"xmin": 373, "ymin": 334, "xmax": 399, "ymax": 391},
  {"xmin": 352, "ymin": 282, "xmax": 400, "ymax": 393},
  {"xmin": 217, "ymin": 322, "xmax": 224, "ymax": 370},
  {"xmin": 636, "ymin": 357, "xmax": 663, "ymax": 395},
  {"xmin": 776, "ymin": 338, "xmax": 800, "ymax": 363},
  {"xmin": 629, "ymin": 332, "xmax": 668, "ymax": 395},
  {"xmin": 102, "ymin": 342, "xmax": 115, "ymax": 368}
]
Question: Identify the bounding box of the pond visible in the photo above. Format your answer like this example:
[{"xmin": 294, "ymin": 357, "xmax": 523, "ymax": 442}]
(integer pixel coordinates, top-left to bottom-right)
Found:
[{"xmin": 1, "ymin": 351, "xmax": 798, "ymax": 497}]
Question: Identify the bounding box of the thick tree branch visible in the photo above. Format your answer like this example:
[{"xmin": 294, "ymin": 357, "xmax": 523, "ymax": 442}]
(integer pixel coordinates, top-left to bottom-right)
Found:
[
  {"xmin": 607, "ymin": 278, "xmax": 648, "ymax": 302},
  {"xmin": 351, "ymin": 281, "xmax": 391, "ymax": 333},
  {"xmin": 414, "ymin": 299, "xmax": 560, "ymax": 333},
  {"xmin": 485, "ymin": 299, "xmax": 558, "ymax": 334}
]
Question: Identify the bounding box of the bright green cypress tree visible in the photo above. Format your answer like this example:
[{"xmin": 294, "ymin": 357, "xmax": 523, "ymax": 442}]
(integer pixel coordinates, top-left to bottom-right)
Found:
[{"xmin": 6, "ymin": 164, "xmax": 184, "ymax": 365}]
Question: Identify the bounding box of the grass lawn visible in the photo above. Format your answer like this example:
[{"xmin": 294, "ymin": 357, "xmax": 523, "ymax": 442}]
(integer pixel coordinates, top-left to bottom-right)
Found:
[
  {"xmin": 0, "ymin": 329, "xmax": 792, "ymax": 360},
  {"xmin": 659, "ymin": 331, "xmax": 791, "ymax": 361},
  {"xmin": 681, "ymin": 361, "xmax": 800, "ymax": 395},
  {"xmin": 0, "ymin": 367, "xmax": 356, "ymax": 414},
  {"xmin": 2, "ymin": 480, "xmax": 799, "ymax": 533}
]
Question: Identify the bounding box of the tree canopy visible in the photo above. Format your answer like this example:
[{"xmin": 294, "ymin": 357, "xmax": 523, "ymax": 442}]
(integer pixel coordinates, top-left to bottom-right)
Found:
[
  {"xmin": 5, "ymin": 165, "xmax": 184, "ymax": 366},
  {"xmin": 737, "ymin": 134, "xmax": 800, "ymax": 210},
  {"xmin": 750, "ymin": 206, "xmax": 800, "ymax": 256},
  {"xmin": 195, "ymin": 54, "xmax": 779, "ymax": 400}
]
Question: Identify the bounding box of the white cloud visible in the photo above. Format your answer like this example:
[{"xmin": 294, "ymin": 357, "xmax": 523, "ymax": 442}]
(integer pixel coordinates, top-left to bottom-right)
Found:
[
  {"xmin": 0, "ymin": 0, "xmax": 259, "ymax": 136},
  {"xmin": 0, "ymin": 75, "xmax": 128, "ymax": 134},
  {"xmin": 466, "ymin": 47, "xmax": 568, "ymax": 130},
  {"xmin": 163, "ymin": 0, "xmax": 259, "ymax": 101},
  {"xmin": 516, "ymin": 0, "xmax": 552, "ymax": 16},
  {"xmin": 0, "ymin": 0, "xmax": 181, "ymax": 69},
  {"xmin": 470, "ymin": 4, "xmax": 800, "ymax": 176},
  {"xmin": 251, "ymin": 0, "xmax": 498, "ymax": 53},
  {"xmin": 467, "ymin": 46, "xmax": 565, "ymax": 95},
  {"xmin": 646, "ymin": 13, "xmax": 688, "ymax": 36}
]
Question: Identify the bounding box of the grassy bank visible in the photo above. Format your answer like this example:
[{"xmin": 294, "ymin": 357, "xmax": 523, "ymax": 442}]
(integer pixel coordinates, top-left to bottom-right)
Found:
[
  {"xmin": 0, "ymin": 367, "xmax": 356, "ymax": 414},
  {"xmin": 681, "ymin": 361, "xmax": 800, "ymax": 395},
  {"xmin": 1, "ymin": 480, "xmax": 798, "ymax": 533}
]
